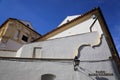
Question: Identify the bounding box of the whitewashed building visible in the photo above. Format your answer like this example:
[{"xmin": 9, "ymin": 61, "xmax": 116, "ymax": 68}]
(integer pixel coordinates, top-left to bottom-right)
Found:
[{"xmin": 0, "ymin": 7, "xmax": 120, "ymax": 80}]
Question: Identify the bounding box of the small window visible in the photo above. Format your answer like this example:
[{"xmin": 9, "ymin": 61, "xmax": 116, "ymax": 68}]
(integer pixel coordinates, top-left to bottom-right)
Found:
[
  {"xmin": 22, "ymin": 35, "xmax": 28, "ymax": 42},
  {"xmin": 41, "ymin": 74, "xmax": 56, "ymax": 80}
]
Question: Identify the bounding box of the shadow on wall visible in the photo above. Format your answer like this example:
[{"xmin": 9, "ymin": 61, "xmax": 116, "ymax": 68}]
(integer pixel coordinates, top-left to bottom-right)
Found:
[{"xmin": 95, "ymin": 77, "xmax": 108, "ymax": 80}]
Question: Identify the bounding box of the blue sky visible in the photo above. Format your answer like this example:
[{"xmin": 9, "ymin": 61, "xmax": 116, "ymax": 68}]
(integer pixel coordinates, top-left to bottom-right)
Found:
[{"xmin": 0, "ymin": 0, "xmax": 120, "ymax": 56}]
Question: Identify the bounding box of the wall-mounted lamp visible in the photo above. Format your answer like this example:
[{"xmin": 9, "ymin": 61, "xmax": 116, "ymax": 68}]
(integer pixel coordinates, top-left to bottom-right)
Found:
[{"xmin": 74, "ymin": 56, "xmax": 80, "ymax": 71}]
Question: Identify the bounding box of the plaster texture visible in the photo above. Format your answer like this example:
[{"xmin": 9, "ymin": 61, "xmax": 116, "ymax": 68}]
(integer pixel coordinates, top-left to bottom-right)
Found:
[
  {"xmin": 15, "ymin": 31, "xmax": 120, "ymax": 80},
  {"xmin": 49, "ymin": 18, "xmax": 102, "ymax": 40},
  {"xmin": 0, "ymin": 51, "xmax": 16, "ymax": 57},
  {"xmin": 16, "ymin": 32, "xmax": 100, "ymax": 58},
  {"xmin": 0, "ymin": 59, "xmax": 73, "ymax": 80},
  {"xmin": 0, "ymin": 39, "xmax": 22, "ymax": 51},
  {"xmin": 0, "ymin": 57, "xmax": 119, "ymax": 80}
]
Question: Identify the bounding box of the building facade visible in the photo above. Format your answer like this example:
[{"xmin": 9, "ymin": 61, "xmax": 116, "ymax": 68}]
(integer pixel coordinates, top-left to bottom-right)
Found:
[
  {"xmin": 0, "ymin": 18, "xmax": 41, "ymax": 57},
  {"xmin": 0, "ymin": 7, "xmax": 120, "ymax": 80}
]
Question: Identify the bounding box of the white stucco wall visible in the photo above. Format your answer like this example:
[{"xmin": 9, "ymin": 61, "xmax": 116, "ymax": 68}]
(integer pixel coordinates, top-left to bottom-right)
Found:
[
  {"xmin": 0, "ymin": 39, "xmax": 22, "ymax": 51},
  {"xmin": 0, "ymin": 39, "xmax": 22, "ymax": 57},
  {"xmin": 75, "ymin": 60, "xmax": 120, "ymax": 80},
  {"xmin": 0, "ymin": 16, "xmax": 120, "ymax": 80},
  {"xmin": 16, "ymin": 32, "xmax": 100, "ymax": 58},
  {"xmin": 16, "ymin": 31, "xmax": 111, "ymax": 61},
  {"xmin": 15, "ymin": 30, "xmax": 120, "ymax": 80},
  {"xmin": 0, "ymin": 59, "xmax": 74, "ymax": 80},
  {"xmin": 58, "ymin": 15, "xmax": 81, "ymax": 27},
  {"xmin": 0, "ymin": 51, "xmax": 16, "ymax": 57},
  {"xmin": 0, "ymin": 57, "xmax": 119, "ymax": 80},
  {"xmin": 49, "ymin": 18, "xmax": 102, "ymax": 40}
]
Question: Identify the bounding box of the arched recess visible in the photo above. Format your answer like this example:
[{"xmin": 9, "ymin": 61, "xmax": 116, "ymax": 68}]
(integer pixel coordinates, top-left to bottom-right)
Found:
[{"xmin": 41, "ymin": 74, "xmax": 56, "ymax": 80}]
